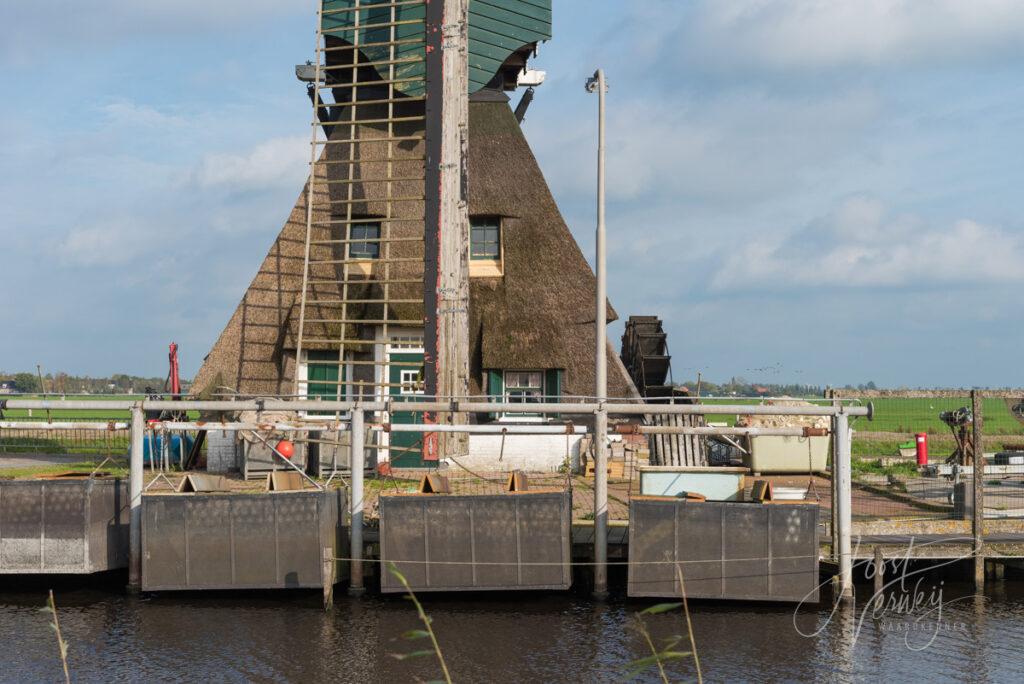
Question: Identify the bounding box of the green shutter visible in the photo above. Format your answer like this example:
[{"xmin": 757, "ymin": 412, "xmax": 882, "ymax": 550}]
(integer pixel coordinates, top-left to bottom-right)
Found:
[
  {"xmin": 487, "ymin": 370, "xmax": 503, "ymax": 421},
  {"xmin": 545, "ymin": 369, "xmax": 562, "ymax": 419}
]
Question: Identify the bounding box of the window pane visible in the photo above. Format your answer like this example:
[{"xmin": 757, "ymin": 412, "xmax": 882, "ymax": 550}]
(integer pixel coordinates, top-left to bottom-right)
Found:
[
  {"xmin": 470, "ymin": 218, "xmax": 501, "ymax": 260},
  {"xmin": 349, "ymin": 222, "xmax": 380, "ymax": 258}
]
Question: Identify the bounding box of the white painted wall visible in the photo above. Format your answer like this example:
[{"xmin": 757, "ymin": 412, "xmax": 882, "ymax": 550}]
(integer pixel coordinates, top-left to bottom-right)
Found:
[{"xmin": 451, "ymin": 433, "xmax": 586, "ymax": 472}]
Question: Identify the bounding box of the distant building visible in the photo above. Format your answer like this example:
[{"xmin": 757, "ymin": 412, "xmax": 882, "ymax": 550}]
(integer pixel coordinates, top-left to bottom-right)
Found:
[{"xmin": 0, "ymin": 381, "xmax": 16, "ymax": 394}]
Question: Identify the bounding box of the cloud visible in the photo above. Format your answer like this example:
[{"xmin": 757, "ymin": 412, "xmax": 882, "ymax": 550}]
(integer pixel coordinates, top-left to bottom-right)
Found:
[
  {"xmin": 710, "ymin": 197, "xmax": 1024, "ymax": 290},
  {"xmin": 192, "ymin": 135, "xmax": 308, "ymax": 192},
  {"xmin": 56, "ymin": 219, "xmax": 154, "ymax": 267},
  {"xmin": 100, "ymin": 101, "xmax": 187, "ymax": 130},
  {"xmin": 680, "ymin": 0, "xmax": 1024, "ymax": 72}
]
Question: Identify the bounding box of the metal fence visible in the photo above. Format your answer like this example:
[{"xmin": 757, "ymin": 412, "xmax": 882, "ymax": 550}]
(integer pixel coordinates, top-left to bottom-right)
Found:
[{"xmin": 836, "ymin": 392, "xmax": 1024, "ymax": 521}]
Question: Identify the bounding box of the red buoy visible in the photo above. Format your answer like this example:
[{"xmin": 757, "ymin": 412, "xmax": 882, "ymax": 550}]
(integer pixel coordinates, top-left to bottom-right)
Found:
[{"xmin": 275, "ymin": 439, "xmax": 295, "ymax": 459}]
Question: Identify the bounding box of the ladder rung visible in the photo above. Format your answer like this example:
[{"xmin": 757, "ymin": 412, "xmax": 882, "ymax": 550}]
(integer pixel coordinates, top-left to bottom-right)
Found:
[
  {"xmin": 315, "ymin": 95, "xmax": 426, "ymax": 107},
  {"xmin": 322, "ymin": 176, "xmax": 425, "ymax": 186},
  {"xmin": 315, "ymin": 158, "xmax": 425, "ymax": 166},
  {"xmin": 314, "ymin": 115, "xmax": 425, "ymax": 128},
  {"xmin": 308, "ymin": 257, "xmax": 422, "ymax": 266},
  {"xmin": 322, "ymin": 57, "xmax": 425, "ymax": 73},
  {"xmin": 312, "ymin": 218, "xmax": 424, "ymax": 227},
  {"xmin": 321, "ymin": 18, "xmax": 424, "ymax": 33},
  {"xmin": 307, "ymin": 278, "xmax": 423, "ymax": 285},
  {"xmin": 314, "ymin": 135, "xmax": 424, "ymax": 146},
  {"xmin": 310, "ymin": 237, "xmax": 423, "ymax": 245},
  {"xmin": 306, "ymin": 319, "xmax": 422, "ymax": 325},
  {"xmin": 321, "ymin": 0, "xmax": 426, "ymax": 16},
  {"xmin": 318, "ymin": 76, "xmax": 424, "ymax": 92},
  {"xmin": 307, "ymin": 298, "xmax": 423, "ymax": 305},
  {"xmin": 322, "ymin": 38, "xmax": 426, "ymax": 55},
  {"xmin": 319, "ymin": 197, "xmax": 423, "ymax": 206}
]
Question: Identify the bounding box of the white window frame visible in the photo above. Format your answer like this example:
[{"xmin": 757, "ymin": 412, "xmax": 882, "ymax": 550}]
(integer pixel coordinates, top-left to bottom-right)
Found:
[{"xmin": 500, "ymin": 370, "xmax": 546, "ymax": 423}]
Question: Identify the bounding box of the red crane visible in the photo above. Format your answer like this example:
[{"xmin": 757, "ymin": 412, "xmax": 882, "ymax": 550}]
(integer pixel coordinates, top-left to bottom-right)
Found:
[{"xmin": 166, "ymin": 342, "xmax": 181, "ymax": 397}]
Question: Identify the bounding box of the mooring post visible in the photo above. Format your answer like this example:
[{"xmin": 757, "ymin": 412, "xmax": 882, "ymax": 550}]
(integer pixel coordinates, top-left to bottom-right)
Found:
[
  {"xmin": 348, "ymin": 407, "xmax": 365, "ymax": 596},
  {"xmin": 834, "ymin": 409, "xmax": 854, "ymax": 603},
  {"xmin": 128, "ymin": 403, "xmax": 144, "ymax": 590},
  {"xmin": 873, "ymin": 546, "xmax": 884, "ymax": 596},
  {"xmin": 972, "ymin": 390, "xmax": 985, "ymax": 591}
]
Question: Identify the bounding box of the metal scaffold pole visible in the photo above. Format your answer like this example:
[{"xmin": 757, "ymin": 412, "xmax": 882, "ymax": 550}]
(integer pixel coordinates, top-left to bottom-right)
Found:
[
  {"xmin": 834, "ymin": 409, "xmax": 854, "ymax": 603},
  {"xmin": 587, "ymin": 68, "xmax": 609, "ymax": 599},
  {"xmin": 349, "ymin": 407, "xmax": 366, "ymax": 595},
  {"xmin": 128, "ymin": 403, "xmax": 144, "ymax": 590}
]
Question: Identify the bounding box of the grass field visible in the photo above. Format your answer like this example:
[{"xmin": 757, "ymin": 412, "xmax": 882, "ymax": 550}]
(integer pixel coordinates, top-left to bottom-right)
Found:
[{"xmin": 851, "ymin": 397, "xmax": 1024, "ymax": 435}]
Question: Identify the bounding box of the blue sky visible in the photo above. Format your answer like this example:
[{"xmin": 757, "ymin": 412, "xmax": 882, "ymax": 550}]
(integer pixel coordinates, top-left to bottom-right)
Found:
[{"xmin": 2, "ymin": 1, "xmax": 1023, "ymax": 388}]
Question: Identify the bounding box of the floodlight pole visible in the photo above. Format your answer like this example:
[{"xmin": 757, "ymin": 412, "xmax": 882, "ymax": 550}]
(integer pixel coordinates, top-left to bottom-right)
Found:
[{"xmin": 587, "ymin": 69, "xmax": 609, "ymax": 599}]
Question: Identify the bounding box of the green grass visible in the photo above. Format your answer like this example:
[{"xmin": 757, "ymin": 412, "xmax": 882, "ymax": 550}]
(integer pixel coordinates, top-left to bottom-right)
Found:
[
  {"xmin": 851, "ymin": 457, "xmax": 919, "ymax": 478},
  {"xmin": 0, "ymin": 461, "xmax": 129, "ymax": 479},
  {"xmin": 851, "ymin": 397, "xmax": 1024, "ymax": 435}
]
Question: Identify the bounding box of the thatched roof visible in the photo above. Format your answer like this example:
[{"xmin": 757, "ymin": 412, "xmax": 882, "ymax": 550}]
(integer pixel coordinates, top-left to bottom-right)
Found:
[{"xmin": 194, "ymin": 93, "xmax": 638, "ymax": 400}]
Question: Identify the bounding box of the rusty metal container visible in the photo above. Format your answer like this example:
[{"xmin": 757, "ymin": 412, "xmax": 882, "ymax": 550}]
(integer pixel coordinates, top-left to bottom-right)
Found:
[
  {"xmin": 628, "ymin": 498, "xmax": 819, "ymax": 603},
  {"xmin": 141, "ymin": 488, "xmax": 345, "ymax": 591},
  {"xmin": 379, "ymin": 491, "xmax": 572, "ymax": 593},
  {"xmin": 0, "ymin": 478, "xmax": 128, "ymax": 574}
]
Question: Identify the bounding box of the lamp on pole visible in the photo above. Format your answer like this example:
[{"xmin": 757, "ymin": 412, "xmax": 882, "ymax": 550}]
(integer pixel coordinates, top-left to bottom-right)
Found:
[{"xmin": 586, "ymin": 69, "xmax": 609, "ymax": 599}]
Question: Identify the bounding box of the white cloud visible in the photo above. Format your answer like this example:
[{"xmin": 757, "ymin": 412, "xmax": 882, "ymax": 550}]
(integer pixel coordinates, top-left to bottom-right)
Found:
[
  {"xmin": 710, "ymin": 197, "xmax": 1024, "ymax": 290},
  {"xmin": 100, "ymin": 101, "xmax": 187, "ymax": 130},
  {"xmin": 56, "ymin": 219, "xmax": 153, "ymax": 267},
  {"xmin": 192, "ymin": 135, "xmax": 308, "ymax": 191},
  {"xmin": 682, "ymin": 0, "xmax": 1024, "ymax": 71}
]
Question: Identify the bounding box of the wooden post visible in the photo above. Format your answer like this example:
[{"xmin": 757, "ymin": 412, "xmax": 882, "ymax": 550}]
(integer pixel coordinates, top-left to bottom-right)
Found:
[
  {"xmin": 423, "ymin": 0, "xmax": 470, "ymax": 461},
  {"xmin": 972, "ymin": 390, "xmax": 985, "ymax": 590},
  {"xmin": 323, "ymin": 546, "xmax": 335, "ymax": 610},
  {"xmin": 873, "ymin": 546, "xmax": 885, "ymax": 596}
]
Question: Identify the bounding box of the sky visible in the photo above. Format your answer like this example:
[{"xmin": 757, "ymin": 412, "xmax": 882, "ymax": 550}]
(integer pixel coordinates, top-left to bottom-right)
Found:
[{"xmin": 2, "ymin": 0, "xmax": 1023, "ymax": 388}]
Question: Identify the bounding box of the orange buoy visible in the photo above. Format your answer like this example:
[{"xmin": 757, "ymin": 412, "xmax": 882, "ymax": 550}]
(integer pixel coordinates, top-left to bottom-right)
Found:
[{"xmin": 275, "ymin": 439, "xmax": 295, "ymax": 459}]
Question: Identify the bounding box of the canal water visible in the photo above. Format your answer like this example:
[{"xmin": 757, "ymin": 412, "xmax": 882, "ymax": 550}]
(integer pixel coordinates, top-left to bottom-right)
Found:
[{"xmin": 3, "ymin": 574, "xmax": 1024, "ymax": 682}]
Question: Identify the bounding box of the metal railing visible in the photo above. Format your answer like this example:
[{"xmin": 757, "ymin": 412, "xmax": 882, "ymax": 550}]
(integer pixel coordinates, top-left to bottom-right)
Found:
[{"xmin": 0, "ymin": 396, "xmax": 867, "ymax": 600}]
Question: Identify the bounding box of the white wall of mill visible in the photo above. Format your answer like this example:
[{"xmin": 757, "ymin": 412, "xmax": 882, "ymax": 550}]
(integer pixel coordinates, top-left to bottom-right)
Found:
[{"xmin": 453, "ymin": 433, "xmax": 586, "ymax": 472}]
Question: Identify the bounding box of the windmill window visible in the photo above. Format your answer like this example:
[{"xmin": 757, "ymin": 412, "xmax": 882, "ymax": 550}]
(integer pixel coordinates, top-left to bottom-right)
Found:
[
  {"xmin": 348, "ymin": 222, "xmax": 381, "ymax": 259},
  {"xmin": 470, "ymin": 217, "xmax": 503, "ymax": 277},
  {"xmin": 470, "ymin": 218, "xmax": 501, "ymax": 260}
]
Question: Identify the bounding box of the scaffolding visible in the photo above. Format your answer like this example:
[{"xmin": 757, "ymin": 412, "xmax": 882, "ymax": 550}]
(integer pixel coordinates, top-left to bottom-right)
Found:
[{"xmin": 294, "ymin": 0, "xmax": 430, "ymax": 413}]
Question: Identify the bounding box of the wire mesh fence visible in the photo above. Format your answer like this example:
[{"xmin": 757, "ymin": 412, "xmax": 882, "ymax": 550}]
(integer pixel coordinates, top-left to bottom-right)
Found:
[{"xmin": 845, "ymin": 393, "xmax": 1024, "ymax": 520}]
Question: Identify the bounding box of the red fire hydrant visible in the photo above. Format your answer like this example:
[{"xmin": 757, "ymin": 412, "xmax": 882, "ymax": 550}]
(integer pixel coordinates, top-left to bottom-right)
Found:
[{"xmin": 915, "ymin": 433, "xmax": 929, "ymax": 466}]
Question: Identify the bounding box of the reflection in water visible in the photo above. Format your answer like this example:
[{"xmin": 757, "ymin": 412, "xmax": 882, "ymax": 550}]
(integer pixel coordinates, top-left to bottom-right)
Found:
[{"xmin": 2, "ymin": 579, "xmax": 1024, "ymax": 683}]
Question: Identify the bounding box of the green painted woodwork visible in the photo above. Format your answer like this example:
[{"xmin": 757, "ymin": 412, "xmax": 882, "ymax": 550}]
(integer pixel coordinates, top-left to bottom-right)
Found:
[
  {"xmin": 306, "ymin": 350, "xmax": 346, "ymax": 415},
  {"xmin": 389, "ymin": 351, "xmax": 426, "ymax": 467},
  {"xmin": 321, "ymin": 0, "xmax": 551, "ymax": 95}
]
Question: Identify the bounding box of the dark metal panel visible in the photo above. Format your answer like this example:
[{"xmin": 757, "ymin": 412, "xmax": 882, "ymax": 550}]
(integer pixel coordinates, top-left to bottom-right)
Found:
[
  {"xmin": 1, "ymin": 480, "xmax": 128, "ymax": 574},
  {"xmin": 380, "ymin": 491, "xmax": 572, "ymax": 592},
  {"xmin": 141, "ymin": 490, "xmax": 344, "ymax": 591},
  {"xmin": 628, "ymin": 500, "xmax": 819, "ymax": 603},
  {"xmin": 767, "ymin": 505, "xmax": 820, "ymax": 602},
  {"xmin": 186, "ymin": 498, "xmax": 233, "ymax": 587},
  {"xmin": 142, "ymin": 496, "xmax": 188, "ymax": 586},
  {"xmin": 232, "ymin": 496, "xmax": 279, "ymax": 587},
  {"xmin": 274, "ymin": 495, "xmax": 323, "ymax": 588},
  {"xmin": 42, "ymin": 482, "xmax": 88, "ymax": 570},
  {"xmin": 722, "ymin": 505, "xmax": 769, "ymax": 600},
  {"xmin": 675, "ymin": 502, "xmax": 724, "ymax": 599}
]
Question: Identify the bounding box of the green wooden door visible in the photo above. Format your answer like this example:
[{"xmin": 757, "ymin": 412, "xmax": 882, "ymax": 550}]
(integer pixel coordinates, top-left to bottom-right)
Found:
[{"xmin": 389, "ymin": 352, "xmax": 425, "ymax": 467}]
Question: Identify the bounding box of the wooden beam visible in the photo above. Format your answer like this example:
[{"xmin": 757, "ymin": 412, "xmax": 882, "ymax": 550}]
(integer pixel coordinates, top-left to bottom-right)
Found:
[{"xmin": 424, "ymin": 0, "xmax": 470, "ymax": 460}]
